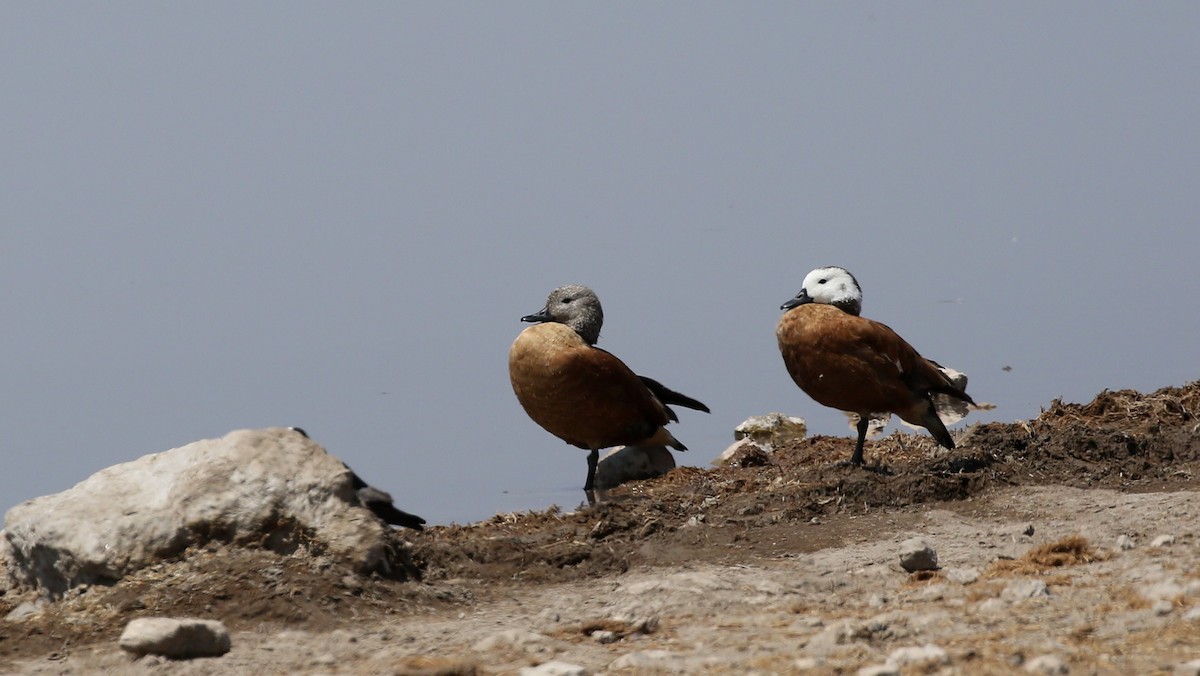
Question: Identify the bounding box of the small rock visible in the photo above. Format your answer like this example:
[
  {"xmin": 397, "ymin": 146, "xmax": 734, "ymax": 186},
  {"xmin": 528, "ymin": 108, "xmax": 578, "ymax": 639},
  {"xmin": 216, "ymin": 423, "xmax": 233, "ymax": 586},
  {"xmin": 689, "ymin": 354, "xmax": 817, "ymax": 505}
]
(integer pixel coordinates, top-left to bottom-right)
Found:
[
  {"xmin": 1153, "ymin": 600, "xmax": 1176, "ymax": 616},
  {"xmin": 118, "ymin": 618, "xmax": 231, "ymax": 659},
  {"xmin": 1152, "ymin": 534, "xmax": 1176, "ymax": 547},
  {"xmin": 733, "ymin": 413, "xmax": 807, "ymax": 446},
  {"xmin": 1183, "ymin": 606, "xmax": 1200, "ymax": 622},
  {"xmin": 1002, "ymin": 579, "xmax": 1050, "ymax": 600},
  {"xmin": 858, "ymin": 664, "xmax": 900, "ymax": 676},
  {"xmin": 472, "ymin": 629, "xmax": 559, "ymax": 654},
  {"xmin": 1175, "ymin": 658, "xmax": 1200, "ymax": 676},
  {"xmin": 4, "ymin": 601, "xmax": 44, "ymax": 622},
  {"xmin": 713, "ymin": 439, "xmax": 772, "ymax": 468},
  {"xmin": 793, "ymin": 657, "xmax": 825, "ymax": 670},
  {"xmin": 1022, "ymin": 524, "xmax": 1036, "ymax": 536},
  {"xmin": 1024, "ymin": 654, "xmax": 1068, "ymax": 674},
  {"xmin": 536, "ymin": 608, "xmax": 562, "ymax": 624},
  {"xmin": 591, "ymin": 630, "xmax": 618, "ymax": 644},
  {"xmin": 888, "ymin": 643, "xmax": 949, "ymax": 667},
  {"xmin": 976, "ymin": 598, "xmax": 1008, "ymax": 614},
  {"xmin": 595, "ymin": 445, "xmax": 676, "ymax": 490},
  {"xmin": 898, "ymin": 538, "xmax": 938, "ymax": 572},
  {"xmin": 520, "ymin": 661, "xmax": 589, "ymax": 676},
  {"xmin": 609, "ymin": 649, "xmax": 684, "ymax": 670},
  {"xmin": 804, "ymin": 621, "xmax": 858, "ymax": 656},
  {"xmin": 945, "ymin": 567, "xmax": 980, "ymax": 585},
  {"xmin": 1116, "ymin": 535, "xmax": 1136, "ymax": 550},
  {"xmin": 1140, "ymin": 581, "xmax": 1184, "ymax": 602}
]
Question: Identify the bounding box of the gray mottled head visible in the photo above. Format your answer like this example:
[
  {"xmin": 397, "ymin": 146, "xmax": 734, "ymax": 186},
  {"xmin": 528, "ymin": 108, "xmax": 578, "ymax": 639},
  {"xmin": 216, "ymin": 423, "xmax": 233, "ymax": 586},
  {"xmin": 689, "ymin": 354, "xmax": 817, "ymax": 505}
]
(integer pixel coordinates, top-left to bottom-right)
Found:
[
  {"xmin": 780, "ymin": 266, "xmax": 863, "ymax": 316},
  {"xmin": 521, "ymin": 284, "xmax": 604, "ymax": 344}
]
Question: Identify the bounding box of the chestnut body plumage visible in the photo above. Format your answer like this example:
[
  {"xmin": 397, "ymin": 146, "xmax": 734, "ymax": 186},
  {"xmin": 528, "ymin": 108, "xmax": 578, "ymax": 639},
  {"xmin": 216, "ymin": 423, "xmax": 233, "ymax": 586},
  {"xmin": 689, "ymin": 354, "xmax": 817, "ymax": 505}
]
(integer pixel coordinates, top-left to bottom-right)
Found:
[
  {"xmin": 510, "ymin": 285, "xmax": 708, "ymax": 502},
  {"xmin": 776, "ymin": 267, "xmax": 974, "ymax": 466}
]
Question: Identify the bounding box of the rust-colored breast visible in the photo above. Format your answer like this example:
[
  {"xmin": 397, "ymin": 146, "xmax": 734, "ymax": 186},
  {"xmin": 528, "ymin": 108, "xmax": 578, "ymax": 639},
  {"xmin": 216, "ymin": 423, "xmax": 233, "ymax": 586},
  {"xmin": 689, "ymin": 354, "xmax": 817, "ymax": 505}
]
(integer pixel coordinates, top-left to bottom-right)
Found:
[
  {"xmin": 509, "ymin": 323, "xmax": 669, "ymax": 450},
  {"xmin": 776, "ymin": 304, "xmax": 933, "ymax": 416}
]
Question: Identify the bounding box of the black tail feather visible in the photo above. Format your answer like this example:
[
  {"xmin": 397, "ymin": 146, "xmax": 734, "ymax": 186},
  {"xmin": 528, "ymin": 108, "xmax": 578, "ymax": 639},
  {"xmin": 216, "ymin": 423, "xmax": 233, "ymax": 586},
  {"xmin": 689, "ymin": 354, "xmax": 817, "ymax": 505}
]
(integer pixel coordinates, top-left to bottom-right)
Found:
[{"xmin": 638, "ymin": 375, "xmax": 711, "ymax": 414}]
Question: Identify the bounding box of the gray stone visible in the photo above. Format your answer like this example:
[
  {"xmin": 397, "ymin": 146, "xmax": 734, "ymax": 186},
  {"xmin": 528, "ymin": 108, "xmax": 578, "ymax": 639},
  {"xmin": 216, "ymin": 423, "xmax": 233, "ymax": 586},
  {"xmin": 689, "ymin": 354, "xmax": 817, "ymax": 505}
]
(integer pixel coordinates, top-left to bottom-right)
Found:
[
  {"xmin": 591, "ymin": 630, "xmax": 618, "ymax": 644},
  {"xmin": 1152, "ymin": 534, "xmax": 1177, "ymax": 547},
  {"xmin": 609, "ymin": 650, "xmax": 685, "ymax": 670},
  {"xmin": 857, "ymin": 664, "xmax": 900, "ymax": 676},
  {"xmin": 1024, "ymin": 654, "xmax": 1068, "ymax": 674},
  {"xmin": 520, "ymin": 661, "xmax": 589, "ymax": 676},
  {"xmin": 805, "ymin": 620, "xmax": 859, "ymax": 656},
  {"xmin": 472, "ymin": 629, "xmax": 561, "ymax": 654},
  {"xmin": 4, "ymin": 600, "xmax": 44, "ymax": 622},
  {"xmin": 733, "ymin": 414, "xmax": 807, "ymax": 446},
  {"xmin": 1175, "ymin": 658, "xmax": 1200, "ymax": 676},
  {"xmin": 1002, "ymin": 579, "xmax": 1050, "ymax": 600},
  {"xmin": 2, "ymin": 428, "xmax": 412, "ymax": 596},
  {"xmin": 889, "ymin": 643, "xmax": 949, "ymax": 667},
  {"xmin": 1116, "ymin": 534, "xmax": 1136, "ymax": 550},
  {"xmin": 1140, "ymin": 581, "xmax": 1184, "ymax": 602},
  {"xmin": 118, "ymin": 617, "xmax": 231, "ymax": 659},
  {"xmin": 898, "ymin": 538, "xmax": 938, "ymax": 572},
  {"xmin": 945, "ymin": 567, "xmax": 980, "ymax": 585},
  {"xmin": 595, "ymin": 444, "xmax": 676, "ymax": 490}
]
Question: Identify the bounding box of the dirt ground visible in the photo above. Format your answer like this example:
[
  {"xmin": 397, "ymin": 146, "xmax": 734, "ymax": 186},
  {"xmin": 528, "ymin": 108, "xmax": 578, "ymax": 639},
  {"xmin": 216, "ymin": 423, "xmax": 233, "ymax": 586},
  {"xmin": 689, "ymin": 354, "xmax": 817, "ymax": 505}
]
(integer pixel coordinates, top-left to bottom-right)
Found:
[{"xmin": 2, "ymin": 381, "xmax": 1199, "ymax": 674}]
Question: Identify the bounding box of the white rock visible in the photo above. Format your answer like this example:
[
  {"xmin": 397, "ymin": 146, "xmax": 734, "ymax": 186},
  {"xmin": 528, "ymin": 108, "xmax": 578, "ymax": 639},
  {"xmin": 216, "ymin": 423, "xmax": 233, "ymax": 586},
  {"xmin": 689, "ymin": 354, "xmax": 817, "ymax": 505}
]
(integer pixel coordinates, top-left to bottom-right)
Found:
[
  {"xmin": 3, "ymin": 428, "xmax": 409, "ymax": 596},
  {"xmin": 1175, "ymin": 658, "xmax": 1200, "ymax": 676},
  {"xmin": 804, "ymin": 620, "xmax": 858, "ymax": 656},
  {"xmin": 1152, "ymin": 534, "xmax": 1177, "ymax": 547},
  {"xmin": 945, "ymin": 567, "xmax": 980, "ymax": 585},
  {"xmin": 1183, "ymin": 606, "xmax": 1200, "ymax": 622},
  {"xmin": 713, "ymin": 438, "xmax": 766, "ymax": 467},
  {"xmin": 118, "ymin": 617, "xmax": 231, "ymax": 659},
  {"xmin": 473, "ymin": 629, "xmax": 560, "ymax": 654},
  {"xmin": 520, "ymin": 661, "xmax": 589, "ymax": 676},
  {"xmin": 609, "ymin": 649, "xmax": 685, "ymax": 670},
  {"xmin": 1140, "ymin": 581, "xmax": 1184, "ymax": 602},
  {"xmin": 1116, "ymin": 534, "xmax": 1136, "ymax": 550},
  {"xmin": 889, "ymin": 644, "xmax": 949, "ymax": 667},
  {"xmin": 1002, "ymin": 579, "xmax": 1050, "ymax": 600},
  {"xmin": 733, "ymin": 413, "xmax": 807, "ymax": 446},
  {"xmin": 976, "ymin": 598, "xmax": 1008, "ymax": 614},
  {"xmin": 4, "ymin": 600, "xmax": 44, "ymax": 622},
  {"xmin": 595, "ymin": 445, "xmax": 676, "ymax": 490},
  {"xmin": 591, "ymin": 630, "xmax": 618, "ymax": 644},
  {"xmin": 858, "ymin": 664, "xmax": 900, "ymax": 676},
  {"xmin": 1024, "ymin": 654, "xmax": 1068, "ymax": 674},
  {"xmin": 898, "ymin": 538, "xmax": 938, "ymax": 572},
  {"xmin": 1154, "ymin": 600, "xmax": 1176, "ymax": 616},
  {"xmin": 0, "ymin": 535, "xmax": 16, "ymax": 593}
]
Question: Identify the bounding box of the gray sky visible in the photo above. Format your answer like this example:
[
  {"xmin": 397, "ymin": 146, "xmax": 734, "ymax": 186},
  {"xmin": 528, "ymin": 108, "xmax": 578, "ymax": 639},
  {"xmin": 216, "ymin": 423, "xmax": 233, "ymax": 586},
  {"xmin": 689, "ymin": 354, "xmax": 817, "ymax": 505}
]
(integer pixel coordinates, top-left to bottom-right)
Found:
[{"xmin": 2, "ymin": 4, "xmax": 1197, "ymax": 525}]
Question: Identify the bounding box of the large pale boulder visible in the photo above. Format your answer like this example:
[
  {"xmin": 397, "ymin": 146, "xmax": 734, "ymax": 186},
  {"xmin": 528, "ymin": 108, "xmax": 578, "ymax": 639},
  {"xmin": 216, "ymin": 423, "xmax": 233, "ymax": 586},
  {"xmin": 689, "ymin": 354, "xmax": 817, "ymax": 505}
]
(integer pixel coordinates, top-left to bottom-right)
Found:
[{"xmin": 2, "ymin": 428, "xmax": 414, "ymax": 596}]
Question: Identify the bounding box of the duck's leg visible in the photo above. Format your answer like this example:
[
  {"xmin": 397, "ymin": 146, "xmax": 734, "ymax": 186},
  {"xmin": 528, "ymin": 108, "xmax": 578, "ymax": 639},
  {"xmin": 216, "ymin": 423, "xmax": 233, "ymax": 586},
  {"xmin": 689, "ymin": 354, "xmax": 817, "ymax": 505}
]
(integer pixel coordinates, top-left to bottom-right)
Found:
[
  {"xmin": 849, "ymin": 416, "xmax": 869, "ymax": 466},
  {"xmin": 583, "ymin": 447, "xmax": 600, "ymax": 504}
]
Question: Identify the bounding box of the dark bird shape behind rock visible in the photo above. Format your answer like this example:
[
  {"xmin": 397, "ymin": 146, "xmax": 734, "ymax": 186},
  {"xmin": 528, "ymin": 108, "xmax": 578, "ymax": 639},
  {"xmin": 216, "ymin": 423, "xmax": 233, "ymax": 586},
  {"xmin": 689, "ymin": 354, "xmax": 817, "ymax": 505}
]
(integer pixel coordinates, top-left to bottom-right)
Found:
[
  {"xmin": 289, "ymin": 427, "xmax": 426, "ymax": 530},
  {"xmin": 509, "ymin": 285, "xmax": 709, "ymax": 502},
  {"xmin": 776, "ymin": 266, "xmax": 975, "ymax": 466}
]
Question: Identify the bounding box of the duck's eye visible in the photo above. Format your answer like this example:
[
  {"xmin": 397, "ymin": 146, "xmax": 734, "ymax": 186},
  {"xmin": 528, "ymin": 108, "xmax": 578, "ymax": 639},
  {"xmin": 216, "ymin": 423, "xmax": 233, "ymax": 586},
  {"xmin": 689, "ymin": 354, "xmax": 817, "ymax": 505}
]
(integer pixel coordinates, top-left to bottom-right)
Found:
[
  {"xmin": 560, "ymin": 297, "xmax": 572, "ymax": 304},
  {"xmin": 818, "ymin": 278, "xmax": 827, "ymax": 285}
]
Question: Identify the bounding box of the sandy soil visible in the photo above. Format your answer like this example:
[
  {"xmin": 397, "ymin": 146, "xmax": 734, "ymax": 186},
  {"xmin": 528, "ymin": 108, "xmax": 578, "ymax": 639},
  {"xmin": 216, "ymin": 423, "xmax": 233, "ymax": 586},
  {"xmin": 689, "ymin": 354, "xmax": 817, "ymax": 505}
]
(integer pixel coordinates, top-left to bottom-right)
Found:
[{"xmin": 2, "ymin": 382, "xmax": 1199, "ymax": 674}]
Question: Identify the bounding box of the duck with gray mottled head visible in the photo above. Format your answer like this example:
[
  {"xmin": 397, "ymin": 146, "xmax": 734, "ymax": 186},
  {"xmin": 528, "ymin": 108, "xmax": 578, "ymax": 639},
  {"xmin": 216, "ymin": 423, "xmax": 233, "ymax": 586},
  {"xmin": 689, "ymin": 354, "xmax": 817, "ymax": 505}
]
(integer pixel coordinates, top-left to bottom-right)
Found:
[{"xmin": 510, "ymin": 284, "xmax": 709, "ymax": 503}]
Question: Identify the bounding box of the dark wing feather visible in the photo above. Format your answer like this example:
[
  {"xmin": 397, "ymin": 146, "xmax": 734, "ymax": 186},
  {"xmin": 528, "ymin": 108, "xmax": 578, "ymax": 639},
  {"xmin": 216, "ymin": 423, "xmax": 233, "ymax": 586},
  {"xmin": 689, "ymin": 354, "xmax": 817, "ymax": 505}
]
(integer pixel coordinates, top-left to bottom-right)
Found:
[{"xmin": 638, "ymin": 375, "xmax": 711, "ymax": 417}]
